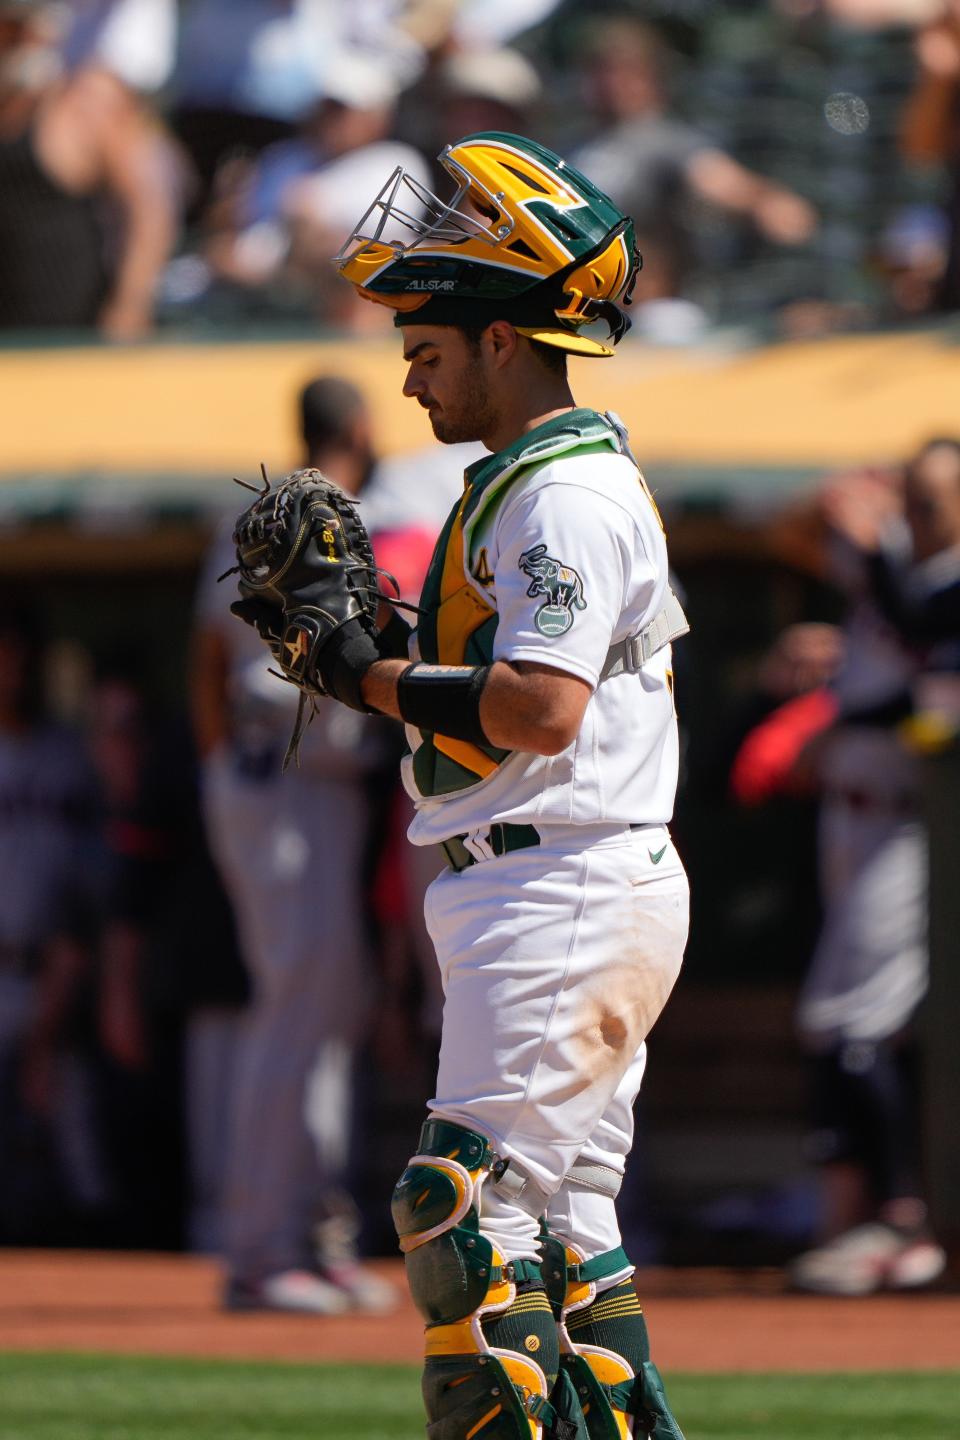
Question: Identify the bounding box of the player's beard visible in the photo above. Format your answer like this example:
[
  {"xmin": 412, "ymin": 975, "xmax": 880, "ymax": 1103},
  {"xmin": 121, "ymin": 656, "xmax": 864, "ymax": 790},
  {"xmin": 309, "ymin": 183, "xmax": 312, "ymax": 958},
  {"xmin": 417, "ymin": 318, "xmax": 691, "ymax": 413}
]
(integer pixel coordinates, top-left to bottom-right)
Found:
[{"xmin": 428, "ymin": 352, "xmax": 497, "ymax": 445}]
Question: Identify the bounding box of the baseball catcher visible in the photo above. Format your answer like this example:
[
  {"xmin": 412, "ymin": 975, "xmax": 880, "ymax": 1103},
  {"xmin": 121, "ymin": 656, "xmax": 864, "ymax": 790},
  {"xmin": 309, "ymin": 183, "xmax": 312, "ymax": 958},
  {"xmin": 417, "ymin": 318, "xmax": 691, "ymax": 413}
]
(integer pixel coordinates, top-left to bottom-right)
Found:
[{"xmin": 232, "ymin": 131, "xmax": 690, "ymax": 1440}]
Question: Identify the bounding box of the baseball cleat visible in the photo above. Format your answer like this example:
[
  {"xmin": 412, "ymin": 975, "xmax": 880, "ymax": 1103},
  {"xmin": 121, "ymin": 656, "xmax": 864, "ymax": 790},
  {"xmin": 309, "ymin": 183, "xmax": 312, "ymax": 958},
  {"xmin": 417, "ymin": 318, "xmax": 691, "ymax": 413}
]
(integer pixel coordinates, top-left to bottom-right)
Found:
[
  {"xmin": 224, "ymin": 1268, "xmax": 351, "ymax": 1315},
  {"xmin": 314, "ymin": 1200, "xmax": 401, "ymax": 1313},
  {"xmin": 789, "ymin": 1223, "xmax": 947, "ymax": 1296},
  {"xmin": 319, "ymin": 1260, "xmax": 400, "ymax": 1314}
]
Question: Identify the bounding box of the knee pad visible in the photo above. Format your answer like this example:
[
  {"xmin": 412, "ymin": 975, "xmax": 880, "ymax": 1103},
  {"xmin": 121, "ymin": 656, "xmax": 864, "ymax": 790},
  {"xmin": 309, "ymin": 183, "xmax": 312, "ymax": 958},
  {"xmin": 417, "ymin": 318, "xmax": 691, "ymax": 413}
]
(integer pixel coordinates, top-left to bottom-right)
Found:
[
  {"xmin": 393, "ymin": 1118, "xmax": 565, "ymax": 1439},
  {"xmin": 542, "ymin": 1237, "xmax": 684, "ymax": 1440}
]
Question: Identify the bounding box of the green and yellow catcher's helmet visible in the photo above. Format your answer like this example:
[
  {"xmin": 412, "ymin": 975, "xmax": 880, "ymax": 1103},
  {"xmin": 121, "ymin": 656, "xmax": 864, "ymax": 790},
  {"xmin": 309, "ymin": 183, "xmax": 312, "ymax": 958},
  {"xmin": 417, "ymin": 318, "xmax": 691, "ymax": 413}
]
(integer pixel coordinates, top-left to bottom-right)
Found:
[{"xmin": 335, "ymin": 132, "xmax": 641, "ymax": 357}]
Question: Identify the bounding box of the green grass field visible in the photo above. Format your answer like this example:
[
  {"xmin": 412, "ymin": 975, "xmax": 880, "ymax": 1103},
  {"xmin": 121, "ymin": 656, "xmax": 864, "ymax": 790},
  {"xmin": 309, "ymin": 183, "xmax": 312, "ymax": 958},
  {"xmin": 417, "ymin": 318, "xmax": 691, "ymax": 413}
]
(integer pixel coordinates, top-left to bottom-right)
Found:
[{"xmin": 0, "ymin": 1354, "xmax": 957, "ymax": 1440}]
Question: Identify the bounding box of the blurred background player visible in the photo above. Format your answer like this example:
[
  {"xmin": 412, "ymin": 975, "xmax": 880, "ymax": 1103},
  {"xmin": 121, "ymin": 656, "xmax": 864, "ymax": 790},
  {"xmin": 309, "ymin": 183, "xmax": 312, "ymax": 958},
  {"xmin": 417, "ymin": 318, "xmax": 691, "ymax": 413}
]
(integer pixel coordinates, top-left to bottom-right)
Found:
[
  {"xmin": 729, "ymin": 444, "xmax": 960, "ymax": 1293},
  {"xmin": 190, "ymin": 377, "xmax": 399, "ymax": 1314},
  {"xmin": 785, "ymin": 441, "xmax": 960, "ymax": 1294},
  {"xmin": 900, "ymin": 0, "xmax": 960, "ymax": 311},
  {"xmin": 0, "ymin": 606, "xmax": 102, "ymax": 1240}
]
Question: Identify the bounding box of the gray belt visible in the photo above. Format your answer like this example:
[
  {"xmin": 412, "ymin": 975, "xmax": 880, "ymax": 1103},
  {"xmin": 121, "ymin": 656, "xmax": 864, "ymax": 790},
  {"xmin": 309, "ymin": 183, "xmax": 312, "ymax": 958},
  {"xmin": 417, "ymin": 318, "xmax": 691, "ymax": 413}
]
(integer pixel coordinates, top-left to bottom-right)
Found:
[{"xmin": 600, "ymin": 588, "xmax": 689, "ymax": 681}]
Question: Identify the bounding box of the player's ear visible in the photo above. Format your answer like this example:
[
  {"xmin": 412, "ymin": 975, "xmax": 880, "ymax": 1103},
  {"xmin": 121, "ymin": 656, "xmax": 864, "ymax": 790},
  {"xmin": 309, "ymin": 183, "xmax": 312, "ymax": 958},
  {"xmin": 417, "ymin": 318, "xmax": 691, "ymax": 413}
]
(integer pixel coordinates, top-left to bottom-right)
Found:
[{"xmin": 486, "ymin": 320, "xmax": 519, "ymax": 369}]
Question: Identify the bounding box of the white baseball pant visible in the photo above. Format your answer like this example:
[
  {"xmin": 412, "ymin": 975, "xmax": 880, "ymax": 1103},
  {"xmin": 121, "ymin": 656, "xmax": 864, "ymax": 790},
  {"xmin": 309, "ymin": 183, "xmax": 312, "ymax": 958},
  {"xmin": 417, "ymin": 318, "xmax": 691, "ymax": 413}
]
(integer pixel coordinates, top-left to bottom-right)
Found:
[{"xmin": 423, "ymin": 822, "xmax": 689, "ymax": 1266}]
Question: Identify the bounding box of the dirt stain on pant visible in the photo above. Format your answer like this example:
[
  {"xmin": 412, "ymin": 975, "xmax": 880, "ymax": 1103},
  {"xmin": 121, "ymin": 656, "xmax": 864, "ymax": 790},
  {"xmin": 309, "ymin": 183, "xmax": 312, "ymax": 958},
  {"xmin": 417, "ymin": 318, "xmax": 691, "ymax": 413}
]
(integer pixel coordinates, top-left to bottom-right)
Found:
[
  {"xmin": 533, "ymin": 885, "xmax": 688, "ymax": 1110},
  {"xmin": 568, "ymin": 890, "xmax": 686, "ymax": 1092},
  {"xmin": 568, "ymin": 956, "xmax": 672, "ymax": 1084}
]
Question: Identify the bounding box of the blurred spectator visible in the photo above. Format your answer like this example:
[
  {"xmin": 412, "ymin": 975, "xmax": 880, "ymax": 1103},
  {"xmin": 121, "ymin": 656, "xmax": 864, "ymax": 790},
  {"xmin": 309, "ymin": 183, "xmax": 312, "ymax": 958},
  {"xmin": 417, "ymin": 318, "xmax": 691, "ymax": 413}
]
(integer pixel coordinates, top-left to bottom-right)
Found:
[
  {"xmin": 402, "ymin": 45, "xmax": 542, "ymax": 167},
  {"xmin": 368, "ymin": 0, "xmax": 562, "ymax": 54},
  {"xmin": 172, "ymin": 0, "xmax": 313, "ymax": 205},
  {"xmin": 0, "ymin": 0, "xmax": 179, "ymax": 337},
  {"xmin": 63, "ymin": 0, "xmax": 177, "ymax": 94},
  {"xmin": 449, "ymin": 0, "xmax": 563, "ymax": 47},
  {"xmin": 201, "ymin": 54, "xmax": 429, "ymax": 327},
  {"xmin": 173, "ymin": 1, "xmax": 424, "ymax": 212},
  {"xmin": 0, "ymin": 605, "xmax": 100, "ymax": 1241},
  {"xmin": 439, "ymin": 46, "xmax": 541, "ymax": 136},
  {"xmin": 783, "ymin": 443, "xmax": 960, "ymax": 1294},
  {"xmin": 190, "ymin": 377, "xmax": 406, "ymax": 1314},
  {"xmin": 188, "ymin": 370, "xmax": 479, "ymax": 1299},
  {"xmin": 568, "ymin": 18, "xmax": 817, "ymax": 314},
  {"xmin": 901, "ymin": 0, "xmax": 960, "ymax": 309},
  {"xmin": 822, "ymin": 0, "xmax": 946, "ymax": 27},
  {"xmin": 875, "ymin": 204, "xmax": 950, "ymax": 318}
]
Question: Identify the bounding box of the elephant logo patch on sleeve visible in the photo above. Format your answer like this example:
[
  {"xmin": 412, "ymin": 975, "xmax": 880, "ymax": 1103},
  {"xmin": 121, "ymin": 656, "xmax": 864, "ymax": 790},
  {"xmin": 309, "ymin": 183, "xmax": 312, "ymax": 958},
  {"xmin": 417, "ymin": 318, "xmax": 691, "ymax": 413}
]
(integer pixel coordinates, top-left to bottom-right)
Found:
[{"xmin": 518, "ymin": 544, "xmax": 587, "ymax": 636}]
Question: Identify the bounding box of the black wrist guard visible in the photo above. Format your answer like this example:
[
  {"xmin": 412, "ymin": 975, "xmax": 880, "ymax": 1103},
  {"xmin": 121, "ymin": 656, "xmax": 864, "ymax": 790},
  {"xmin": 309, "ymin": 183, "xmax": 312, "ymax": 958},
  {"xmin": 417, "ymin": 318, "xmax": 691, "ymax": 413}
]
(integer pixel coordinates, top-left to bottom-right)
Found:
[
  {"xmin": 397, "ymin": 663, "xmax": 492, "ymax": 746},
  {"xmin": 322, "ymin": 620, "xmax": 382, "ymax": 713}
]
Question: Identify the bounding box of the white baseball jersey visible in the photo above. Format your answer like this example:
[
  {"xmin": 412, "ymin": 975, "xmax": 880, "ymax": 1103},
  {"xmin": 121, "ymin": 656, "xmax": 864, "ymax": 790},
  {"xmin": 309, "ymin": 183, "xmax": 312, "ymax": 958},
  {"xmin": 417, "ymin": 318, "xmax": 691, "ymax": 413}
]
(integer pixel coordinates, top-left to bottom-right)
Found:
[
  {"xmin": 402, "ymin": 408, "xmax": 680, "ymax": 846},
  {"xmin": 400, "ymin": 412, "xmax": 691, "ymax": 1281}
]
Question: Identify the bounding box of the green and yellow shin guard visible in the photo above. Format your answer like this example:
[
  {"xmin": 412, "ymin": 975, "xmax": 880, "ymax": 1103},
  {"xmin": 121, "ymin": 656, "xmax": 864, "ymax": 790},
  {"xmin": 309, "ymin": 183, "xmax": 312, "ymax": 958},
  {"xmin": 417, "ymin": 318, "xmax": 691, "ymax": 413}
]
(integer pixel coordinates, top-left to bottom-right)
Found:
[
  {"xmin": 393, "ymin": 1119, "xmax": 576, "ymax": 1439},
  {"xmin": 542, "ymin": 1238, "xmax": 685, "ymax": 1440}
]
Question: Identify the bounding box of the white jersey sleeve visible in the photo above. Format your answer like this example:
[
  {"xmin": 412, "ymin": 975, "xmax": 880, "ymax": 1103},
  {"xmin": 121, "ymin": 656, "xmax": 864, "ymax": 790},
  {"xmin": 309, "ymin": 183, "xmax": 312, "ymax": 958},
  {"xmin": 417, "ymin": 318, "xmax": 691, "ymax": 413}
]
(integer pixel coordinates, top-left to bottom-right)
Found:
[{"xmin": 491, "ymin": 459, "xmax": 664, "ymax": 686}]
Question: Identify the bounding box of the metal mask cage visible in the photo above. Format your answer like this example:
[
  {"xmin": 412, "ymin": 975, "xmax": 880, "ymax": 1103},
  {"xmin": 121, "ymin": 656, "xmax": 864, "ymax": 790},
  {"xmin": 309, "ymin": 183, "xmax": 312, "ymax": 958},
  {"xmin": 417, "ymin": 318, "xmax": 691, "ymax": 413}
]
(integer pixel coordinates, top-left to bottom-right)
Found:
[{"xmin": 335, "ymin": 159, "xmax": 516, "ymax": 268}]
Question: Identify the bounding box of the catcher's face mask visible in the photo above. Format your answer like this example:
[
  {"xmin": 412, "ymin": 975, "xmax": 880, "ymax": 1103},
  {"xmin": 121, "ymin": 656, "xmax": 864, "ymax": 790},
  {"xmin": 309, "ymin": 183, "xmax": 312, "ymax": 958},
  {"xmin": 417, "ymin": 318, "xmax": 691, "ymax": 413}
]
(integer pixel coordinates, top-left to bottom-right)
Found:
[{"xmin": 335, "ymin": 131, "xmax": 641, "ymax": 356}]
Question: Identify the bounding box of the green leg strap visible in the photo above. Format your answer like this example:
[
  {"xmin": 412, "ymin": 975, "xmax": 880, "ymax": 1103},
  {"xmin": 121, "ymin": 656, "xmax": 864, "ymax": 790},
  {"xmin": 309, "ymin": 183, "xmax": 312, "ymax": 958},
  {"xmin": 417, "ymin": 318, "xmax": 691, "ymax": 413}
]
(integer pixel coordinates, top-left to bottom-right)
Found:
[
  {"xmin": 545, "ymin": 1369, "xmax": 590, "ymax": 1440},
  {"xmin": 625, "ymin": 1362, "xmax": 687, "ymax": 1440}
]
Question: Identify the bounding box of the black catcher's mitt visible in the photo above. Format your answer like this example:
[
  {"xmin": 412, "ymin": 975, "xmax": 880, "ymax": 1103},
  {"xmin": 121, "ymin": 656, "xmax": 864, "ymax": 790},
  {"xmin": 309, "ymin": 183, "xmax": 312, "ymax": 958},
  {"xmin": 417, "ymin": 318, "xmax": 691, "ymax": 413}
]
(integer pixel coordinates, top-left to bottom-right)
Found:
[{"xmin": 229, "ymin": 466, "xmax": 384, "ymax": 766}]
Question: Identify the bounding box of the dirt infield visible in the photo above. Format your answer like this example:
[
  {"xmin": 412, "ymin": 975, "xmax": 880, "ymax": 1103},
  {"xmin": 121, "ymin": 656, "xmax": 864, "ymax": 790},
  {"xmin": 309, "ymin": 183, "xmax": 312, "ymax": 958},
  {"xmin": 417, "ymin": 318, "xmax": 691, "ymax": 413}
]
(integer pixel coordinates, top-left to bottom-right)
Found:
[{"xmin": 1, "ymin": 1252, "xmax": 958, "ymax": 1372}]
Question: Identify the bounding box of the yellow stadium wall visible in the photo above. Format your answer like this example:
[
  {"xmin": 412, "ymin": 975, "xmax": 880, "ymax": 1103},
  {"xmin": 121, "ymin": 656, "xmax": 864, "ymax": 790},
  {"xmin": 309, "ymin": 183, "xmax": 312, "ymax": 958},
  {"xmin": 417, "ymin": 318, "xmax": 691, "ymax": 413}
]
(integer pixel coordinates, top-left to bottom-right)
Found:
[{"xmin": 3, "ymin": 327, "xmax": 959, "ymax": 480}]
